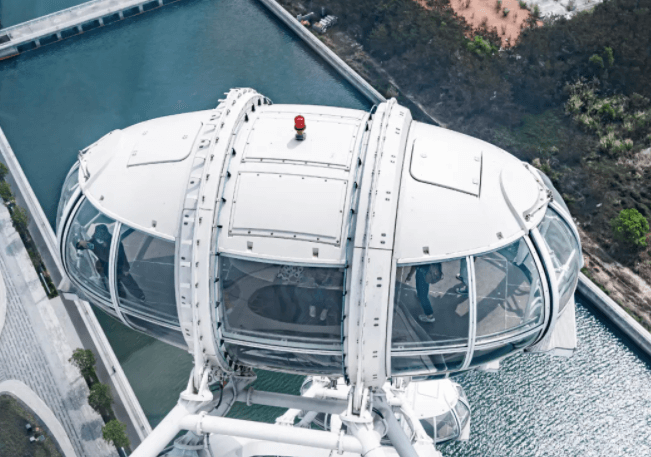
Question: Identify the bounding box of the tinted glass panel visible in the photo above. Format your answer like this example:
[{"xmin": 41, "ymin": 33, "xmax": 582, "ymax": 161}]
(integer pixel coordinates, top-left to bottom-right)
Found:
[
  {"xmin": 225, "ymin": 344, "xmax": 342, "ymax": 376},
  {"xmin": 220, "ymin": 257, "xmax": 344, "ymax": 348},
  {"xmin": 56, "ymin": 163, "xmax": 79, "ymax": 234},
  {"xmin": 123, "ymin": 313, "xmax": 187, "ymax": 349},
  {"xmin": 116, "ymin": 226, "xmax": 178, "ymax": 326},
  {"xmin": 475, "ymin": 238, "xmax": 544, "ymax": 342},
  {"xmin": 468, "ymin": 331, "xmax": 540, "ymax": 368},
  {"xmin": 64, "ymin": 199, "xmax": 116, "ymax": 303},
  {"xmin": 392, "ymin": 259, "xmax": 470, "ymax": 350},
  {"xmin": 538, "ymin": 171, "xmax": 571, "ymax": 215},
  {"xmin": 538, "ymin": 208, "xmax": 581, "ymax": 313},
  {"xmin": 391, "ymin": 352, "xmax": 466, "ymax": 375},
  {"xmin": 436, "ymin": 410, "xmax": 459, "ymax": 443}
]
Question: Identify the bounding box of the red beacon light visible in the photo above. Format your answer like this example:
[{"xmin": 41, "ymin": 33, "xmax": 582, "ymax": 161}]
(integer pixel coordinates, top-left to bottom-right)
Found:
[{"xmin": 294, "ymin": 115, "xmax": 306, "ymax": 141}]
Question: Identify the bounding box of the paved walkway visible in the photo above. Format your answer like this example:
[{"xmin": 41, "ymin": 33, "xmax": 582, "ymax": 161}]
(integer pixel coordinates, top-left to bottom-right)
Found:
[{"xmin": 0, "ymin": 203, "xmax": 117, "ymax": 457}]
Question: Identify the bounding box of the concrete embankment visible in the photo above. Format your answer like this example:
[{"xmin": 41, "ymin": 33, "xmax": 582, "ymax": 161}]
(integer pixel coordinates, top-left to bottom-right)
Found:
[
  {"xmin": 578, "ymin": 274, "xmax": 651, "ymax": 359},
  {"xmin": 256, "ymin": 0, "xmax": 385, "ymax": 105},
  {"xmin": 0, "ymin": 126, "xmax": 151, "ymax": 446}
]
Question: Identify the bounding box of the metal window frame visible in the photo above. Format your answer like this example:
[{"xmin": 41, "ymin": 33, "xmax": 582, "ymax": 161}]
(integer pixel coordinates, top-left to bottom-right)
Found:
[
  {"xmin": 530, "ymin": 225, "xmax": 561, "ymax": 336},
  {"xmin": 60, "ymin": 196, "xmax": 114, "ymax": 311}
]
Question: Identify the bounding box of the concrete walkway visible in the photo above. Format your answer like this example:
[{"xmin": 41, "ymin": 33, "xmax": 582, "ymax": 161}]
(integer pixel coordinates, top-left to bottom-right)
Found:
[
  {"xmin": 0, "ymin": 379, "xmax": 77, "ymax": 457},
  {"xmin": 0, "ymin": 203, "xmax": 117, "ymax": 457}
]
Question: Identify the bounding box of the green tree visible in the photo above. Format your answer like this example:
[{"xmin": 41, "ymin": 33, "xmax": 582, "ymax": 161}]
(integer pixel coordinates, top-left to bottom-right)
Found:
[
  {"xmin": 0, "ymin": 181, "xmax": 12, "ymax": 202},
  {"xmin": 69, "ymin": 348, "xmax": 96, "ymax": 380},
  {"xmin": 102, "ymin": 420, "xmax": 130, "ymax": 449},
  {"xmin": 603, "ymin": 46, "xmax": 614, "ymax": 67},
  {"xmin": 589, "ymin": 54, "xmax": 604, "ymax": 69},
  {"xmin": 0, "ymin": 162, "xmax": 8, "ymax": 181},
  {"xmin": 88, "ymin": 383, "xmax": 113, "ymax": 415},
  {"xmin": 11, "ymin": 206, "xmax": 29, "ymax": 233},
  {"xmin": 611, "ymin": 208, "xmax": 649, "ymax": 248}
]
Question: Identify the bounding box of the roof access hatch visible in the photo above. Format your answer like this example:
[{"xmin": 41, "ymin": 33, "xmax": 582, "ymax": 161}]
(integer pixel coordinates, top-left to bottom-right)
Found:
[{"xmin": 410, "ymin": 137, "xmax": 482, "ymax": 197}]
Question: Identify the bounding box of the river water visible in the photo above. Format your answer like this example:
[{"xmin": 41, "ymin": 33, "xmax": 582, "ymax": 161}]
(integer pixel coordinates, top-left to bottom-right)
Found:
[{"xmin": 0, "ymin": 0, "xmax": 649, "ymax": 453}]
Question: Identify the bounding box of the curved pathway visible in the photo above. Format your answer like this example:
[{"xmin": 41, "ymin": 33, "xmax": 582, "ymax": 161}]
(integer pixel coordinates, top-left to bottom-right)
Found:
[{"xmin": 0, "ymin": 379, "xmax": 77, "ymax": 457}]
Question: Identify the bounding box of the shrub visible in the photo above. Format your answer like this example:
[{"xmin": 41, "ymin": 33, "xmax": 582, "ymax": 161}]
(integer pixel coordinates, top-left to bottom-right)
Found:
[
  {"xmin": 589, "ymin": 54, "xmax": 604, "ymax": 68},
  {"xmin": 611, "ymin": 208, "xmax": 649, "ymax": 247},
  {"xmin": 102, "ymin": 420, "xmax": 130, "ymax": 449},
  {"xmin": 532, "ymin": 4, "xmax": 540, "ymax": 18},
  {"xmin": 69, "ymin": 348, "xmax": 97, "ymax": 380},
  {"xmin": 88, "ymin": 383, "xmax": 113, "ymax": 415},
  {"xmin": 503, "ymin": 8, "xmax": 510, "ymax": 16},
  {"xmin": 0, "ymin": 181, "xmax": 12, "ymax": 202},
  {"xmin": 519, "ymin": 0, "xmax": 527, "ymax": 8},
  {"xmin": 11, "ymin": 206, "xmax": 29, "ymax": 233},
  {"xmin": 466, "ymin": 35, "xmax": 498, "ymax": 57},
  {"xmin": 604, "ymin": 46, "xmax": 614, "ymax": 67},
  {"xmin": 496, "ymin": 0, "xmax": 502, "ymax": 11},
  {"xmin": 0, "ymin": 163, "xmax": 8, "ymax": 181}
]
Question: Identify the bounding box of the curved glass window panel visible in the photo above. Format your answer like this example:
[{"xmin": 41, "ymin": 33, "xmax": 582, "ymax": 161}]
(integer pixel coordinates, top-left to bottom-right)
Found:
[
  {"xmin": 538, "ymin": 171, "xmax": 571, "ymax": 215},
  {"xmin": 56, "ymin": 163, "xmax": 80, "ymax": 234},
  {"xmin": 538, "ymin": 208, "xmax": 581, "ymax": 313},
  {"xmin": 475, "ymin": 239, "xmax": 544, "ymax": 342},
  {"xmin": 391, "ymin": 352, "xmax": 466, "ymax": 376},
  {"xmin": 436, "ymin": 410, "xmax": 460, "ymax": 443},
  {"xmin": 116, "ymin": 226, "xmax": 179, "ymax": 326},
  {"xmin": 123, "ymin": 313, "xmax": 187, "ymax": 349},
  {"xmin": 64, "ymin": 199, "xmax": 116, "ymax": 303},
  {"xmin": 468, "ymin": 331, "xmax": 540, "ymax": 368},
  {"xmin": 453, "ymin": 399, "xmax": 470, "ymax": 431},
  {"xmin": 392, "ymin": 259, "xmax": 470, "ymax": 350},
  {"xmin": 220, "ymin": 257, "xmax": 344, "ymax": 348},
  {"xmin": 225, "ymin": 343, "xmax": 342, "ymax": 376}
]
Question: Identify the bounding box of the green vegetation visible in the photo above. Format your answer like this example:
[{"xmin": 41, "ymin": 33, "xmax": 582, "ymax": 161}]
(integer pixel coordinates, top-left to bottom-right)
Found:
[
  {"xmin": 88, "ymin": 383, "xmax": 113, "ymax": 416},
  {"xmin": 11, "ymin": 206, "xmax": 29, "ymax": 233},
  {"xmin": 466, "ymin": 35, "xmax": 498, "ymax": 57},
  {"xmin": 0, "ymin": 168, "xmax": 58, "ymax": 298},
  {"xmin": 565, "ymin": 80, "xmax": 651, "ymax": 157},
  {"xmin": 102, "ymin": 420, "xmax": 130, "ymax": 449},
  {"xmin": 611, "ymin": 209, "xmax": 649, "ymax": 247},
  {"xmin": 0, "ymin": 181, "xmax": 12, "ymax": 201},
  {"xmin": 69, "ymin": 348, "xmax": 97, "ymax": 382},
  {"xmin": 519, "ymin": 0, "xmax": 527, "ymax": 8},
  {"xmin": 0, "ymin": 162, "xmax": 8, "ymax": 181},
  {"xmin": 69, "ymin": 347, "xmax": 130, "ymax": 453},
  {"xmin": 0, "ymin": 395, "xmax": 63, "ymax": 457},
  {"xmin": 589, "ymin": 54, "xmax": 604, "ymax": 68}
]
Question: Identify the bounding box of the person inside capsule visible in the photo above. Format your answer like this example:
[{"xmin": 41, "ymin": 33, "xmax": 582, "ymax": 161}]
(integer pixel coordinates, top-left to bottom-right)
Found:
[{"xmin": 75, "ymin": 224, "xmax": 145, "ymax": 301}]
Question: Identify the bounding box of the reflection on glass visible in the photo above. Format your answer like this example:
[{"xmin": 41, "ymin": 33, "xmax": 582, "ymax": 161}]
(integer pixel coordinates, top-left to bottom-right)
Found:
[
  {"xmin": 65, "ymin": 199, "xmax": 116, "ymax": 303},
  {"xmin": 475, "ymin": 239, "xmax": 544, "ymax": 342},
  {"xmin": 116, "ymin": 226, "xmax": 178, "ymax": 326},
  {"xmin": 56, "ymin": 163, "xmax": 80, "ymax": 234},
  {"xmin": 391, "ymin": 352, "xmax": 466, "ymax": 375},
  {"xmin": 225, "ymin": 344, "xmax": 342, "ymax": 375},
  {"xmin": 468, "ymin": 331, "xmax": 540, "ymax": 368},
  {"xmin": 220, "ymin": 257, "xmax": 344, "ymax": 348},
  {"xmin": 454, "ymin": 399, "xmax": 470, "ymax": 431},
  {"xmin": 436, "ymin": 410, "xmax": 459, "ymax": 443},
  {"xmin": 123, "ymin": 313, "xmax": 187, "ymax": 349},
  {"xmin": 538, "ymin": 171, "xmax": 571, "ymax": 215},
  {"xmin": 392, "ymin": 259, "xmax": 470, "ymax": 350},
  {"xmin": 539, "ymin": 208, "xmax": 581, "ymax": 313}
]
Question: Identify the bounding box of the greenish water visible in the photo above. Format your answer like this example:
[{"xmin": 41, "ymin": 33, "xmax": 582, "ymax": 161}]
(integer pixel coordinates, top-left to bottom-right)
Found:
[{"xmin": 0, "ymin": 0, "xmax": 650, "ymax": 453}]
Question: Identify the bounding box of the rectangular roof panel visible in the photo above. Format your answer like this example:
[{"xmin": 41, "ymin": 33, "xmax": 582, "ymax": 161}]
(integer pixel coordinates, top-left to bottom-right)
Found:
[
  {"xmin": 229, "ymin": 172, "xmax": 348, "ymax": 245},
  {"xmin": 242, "ymin": 112, "xmax": 360, "ymax": 170}
]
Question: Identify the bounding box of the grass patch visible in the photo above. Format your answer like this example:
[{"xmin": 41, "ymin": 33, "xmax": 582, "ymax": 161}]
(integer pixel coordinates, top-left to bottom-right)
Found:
[
  {"xmin": 581, "ymin": 267, "xmax": 611, "ymax": 295},
  {"xmin": 0, "ymin": 395, "xmax": 63, "ymax": 457}
]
